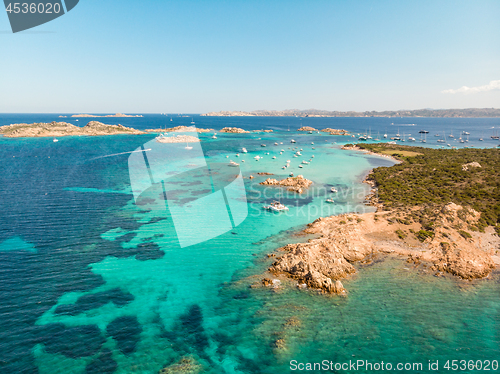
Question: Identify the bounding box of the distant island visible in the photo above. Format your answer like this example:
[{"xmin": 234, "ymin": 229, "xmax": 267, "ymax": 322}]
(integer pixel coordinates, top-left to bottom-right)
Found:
[
  {"xmin": 202, "ymin": 108, "xmax": 500, "ymax": 118},
  {"xmin": 60, "ymin": 113, "xmax": 143, "ymax": 118},
  {"xmin": 0, "ymin": 121, "xmax": 145, "ymax": 138}
]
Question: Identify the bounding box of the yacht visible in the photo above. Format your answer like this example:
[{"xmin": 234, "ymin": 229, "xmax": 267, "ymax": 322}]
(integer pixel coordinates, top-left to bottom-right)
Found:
[
  {"xmin": 291, "ymin": 139, "xmax": 296, "ymax": 143},
  {"xmin": 241, "ymin": 148, "xmax": 248, "ymax": 153},
  {"xmin": 263, "ymin": 201, "xmax": 289, "ymax": 212}
]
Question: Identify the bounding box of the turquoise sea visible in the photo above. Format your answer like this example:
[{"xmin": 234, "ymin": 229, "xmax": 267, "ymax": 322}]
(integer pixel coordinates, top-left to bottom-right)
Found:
[{"xmin": 0, "ymin": 115, "xmax": 499, "ymax": 373}]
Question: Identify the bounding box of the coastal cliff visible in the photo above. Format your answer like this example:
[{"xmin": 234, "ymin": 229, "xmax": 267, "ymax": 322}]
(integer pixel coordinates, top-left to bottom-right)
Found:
[{"xmin": 0, "ymin": 121, "xmax": 144, "ymax": 138}]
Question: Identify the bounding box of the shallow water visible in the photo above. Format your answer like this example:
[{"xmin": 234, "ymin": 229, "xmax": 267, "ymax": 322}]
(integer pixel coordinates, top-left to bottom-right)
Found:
[{"xmin": 0, "ymin": 116, "xmax": 499, "ymax": 373}]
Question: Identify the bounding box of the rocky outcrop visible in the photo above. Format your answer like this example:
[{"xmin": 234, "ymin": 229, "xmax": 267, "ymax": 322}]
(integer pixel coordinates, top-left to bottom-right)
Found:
[
  {"xmin": 257, "ymin": 172, "xmax": 274, "ymax": 175},
  {"xmin": 268, "ymin": 204, "xmax": 499, "ymax": 293},
  {"xmin": 252, "ymin": 129, "xmax": 273, "ymax": 133},
  {"xmin": 259, "ymin": 175, "xmax": 312, "ymax": 193},
  {"xmin": 321, "ymin": 128, "xmax": 350, "ymax": 135},
  {"xmin": 158, "ymin": 356, "xmax": 202, "ymax": 374},
  {"xmin": 461, "ymin": 162, "xmax": 482, "ymax": 171},
  {"xmin": 0, "ymin": 121, "xmax": 144, "ymax": 138},
  {"xmin": 146, "ymin": 126, "xmax": 213, "ymax": 133},
  {"xmin": 297, "ymin": 126, "xmax": 318, "ymax": 132},
  {"xmin": 219, "ymin": 127, "xmax": 250, "ymax": 133},
  {"xmin": 156, "ymin": 135, "xmax": 200, "ymax": 143}
]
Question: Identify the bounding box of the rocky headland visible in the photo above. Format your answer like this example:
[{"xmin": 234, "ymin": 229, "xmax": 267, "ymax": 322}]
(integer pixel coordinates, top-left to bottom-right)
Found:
[
  {"xmin": 265, "ymin": 144, "xmax": 500, "ymax": 294},
  {"xmin": 0, "ymin": 121, "xmax": 144, "ymax": 138},
  {"xmin": 269, "ymin": 204, "xmax": 499, "ymax": 295},
  {"xmin": 259, "ymin": 175, "xmax": 313, "ymax": 194}
]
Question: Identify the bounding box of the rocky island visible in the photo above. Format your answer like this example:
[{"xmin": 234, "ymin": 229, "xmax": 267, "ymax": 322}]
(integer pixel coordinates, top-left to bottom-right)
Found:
[
  {"xmin": 146, "ymin": 126, "xmax": 214, "ymax": 133},
  {"xmin": 266, "ymin": 144, "xmax": 500, "ymax": 294},
  {"xmin": 259, "ymin": 175, "xmax": 312, "ymax": 194},
  {"xmin": 0, "ymin": 121, "xmax": 144, "ymax": 138},
  {"xmin": 69, "ymin": 113, "xmax": 143, "ymax": 118},
  {"xmin": 321, "ymin": 128, "xmax": 350, "ymax": 135},
  {"xmin": 297, "ymin": 126, "xmax": 318, "ymax": 132},
  {"xmin": 219, "ymin": 127, "xmax": 250, "ymax": 134}
]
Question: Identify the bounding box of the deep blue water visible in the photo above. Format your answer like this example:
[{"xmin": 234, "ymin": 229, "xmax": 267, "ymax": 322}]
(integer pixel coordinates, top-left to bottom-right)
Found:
[{"xmin": 0, "ymin": 115, "xmax": 499, "ymax": 374}]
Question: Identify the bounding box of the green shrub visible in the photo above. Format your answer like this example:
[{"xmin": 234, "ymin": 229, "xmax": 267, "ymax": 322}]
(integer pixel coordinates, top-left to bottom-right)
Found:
[
  {"xmin": 415, "ymin": 230, "xmax": 435, "ymax": 242},
  {"xmin": 396, "ymin": 229, "xmax": 407, "ymax": 239},
  {"xmin": 458, "ymin": 230, "xmax": 472, "ymax": 239}
]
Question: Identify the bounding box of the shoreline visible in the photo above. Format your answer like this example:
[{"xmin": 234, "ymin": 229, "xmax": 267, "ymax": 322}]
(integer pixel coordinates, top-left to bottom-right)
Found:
[{"xmin": 261, "ymin": 146, "xmax": 500, "ymax": 294}]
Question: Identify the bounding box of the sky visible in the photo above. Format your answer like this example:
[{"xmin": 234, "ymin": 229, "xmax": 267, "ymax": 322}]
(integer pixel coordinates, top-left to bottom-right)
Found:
[{"xmin": 0, "ymin": 0, "xmax": 499, "ymax": 113}]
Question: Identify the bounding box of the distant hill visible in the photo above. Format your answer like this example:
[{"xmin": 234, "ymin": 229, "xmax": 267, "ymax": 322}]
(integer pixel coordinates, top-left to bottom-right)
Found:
[{"xmin": 202, "ymin": 108, "xmax": 500, "ymax": 118}]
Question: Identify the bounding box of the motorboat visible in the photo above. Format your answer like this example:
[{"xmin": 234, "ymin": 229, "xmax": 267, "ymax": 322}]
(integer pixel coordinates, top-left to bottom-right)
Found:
[
  {"xmin": 263, "ymin": 201, "xmax": 289, "ymax": 212},
  {"xmin": 291, "ymin": 139, "xmax": 296, "ymax": 143},
  {"xmin": 330, "ymin": 187, "xmax": 337, "ymax": 193},
  {"xmin": 325, "ymin": 198, "xmax": 335, "ymax": 204},
  {"xmin": 241, "ymin": 148, "xmax": 248, "ymax": 153},
  {"xmin": 229, "ymin": 160, "xmax": 239, "ymax": 167}
]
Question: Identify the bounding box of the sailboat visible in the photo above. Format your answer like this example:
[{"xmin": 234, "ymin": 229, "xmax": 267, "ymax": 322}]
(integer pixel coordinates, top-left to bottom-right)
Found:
[
  {"xmin": 212, "ymin": 132, "xmax": 217, "ymax": 139},
  {"xmin": 449, "ymin": 130, "xmax": 454, "ymax": 138},
  {"xmin": 190, "ymin": 117, "xmax": 195, "ymax": 124},
  {"xmin": 185, "ymin": 142, "xmax": 193, "ymax": 150}
]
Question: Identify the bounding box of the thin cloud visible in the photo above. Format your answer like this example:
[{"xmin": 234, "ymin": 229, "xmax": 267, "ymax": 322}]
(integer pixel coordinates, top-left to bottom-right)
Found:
[{"xmin": 442, "ymin": 80, "xmax": 500, "ymax": 94}]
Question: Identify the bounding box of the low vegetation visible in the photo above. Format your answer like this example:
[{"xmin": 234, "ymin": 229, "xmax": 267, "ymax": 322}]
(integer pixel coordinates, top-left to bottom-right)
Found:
[{"xmin": 357, "ymin": 143, "xmax": 500, "ymax": 234}]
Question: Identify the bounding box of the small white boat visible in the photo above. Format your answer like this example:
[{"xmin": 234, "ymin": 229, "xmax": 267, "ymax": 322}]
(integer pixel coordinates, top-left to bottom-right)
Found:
[
  {"xmin": 286, "ymin": 160, "xmax": 291, "ymax": 163},
  {"xmin": 302, "ymin": 160, "xmax": 309, "ymax": 164},
  {"xmin": 185, "ymin": 142, "xmax": 193, "ymax": 150},
  {"xmin": 330, "ymin": 187, "xmax": 337, "ymax": 193},
  {"xmin": 298, "ymin": 165, "xmax": 303, "ymax": 168},
  {"xmin": 311, "ymin": 142, "xmax": 314, "ymax": 145},
  {"xmin": 289, "ymin": 172, "xmax": 294, "ymax": 177},
  {"xmin": 325, "ymin": 198, "xmax": 335, "ymax": 204},
  {"xmin": 191, "ymin": 118, "xmax": 195, "ymax": 124},
  {"xmin": 291, "ymin": 139, "xmax": 296, "ymax": 143},
  {"xmin": 308, "ymin": 131, "xmax": 313, "ymax": 134},
  {"xmin": 311, "ymin": 155, "xmax": 315, "ymax": 158},
  {"xmin": 254, "ymin": 156, "xmax": 261, "ymax": 160},
  {"xmin": 272, "ymin": 156, "xmax": 276, "ymax": 159},
  {"xmin": 261, "ymin": 144, "xmax": 266, "ymax": 147},
  {"xmin": 274, "ymin": 142, "xmax": 278, "ymax": 145},
  {"xmin": 263, "ymin": 201, "xmax": 289, "ymax": 212},
  {"xmin": 383, "ymin": 134, "xmax": 388, "ymax": 138},
  {"xmin": 229, "ymin": 160, "xmax": 239, "ymax": 167},
  {"xmin": 236, "ymin": 153, "xmax": 240, "ymax": 157},
  {"xmin": 53, "ymin": 138, "xmax": 58, "ymax": 142},
  {"xmin": 241, "ymin": 148, "xmax": 248, "ymax": 153},
  {"xmin": 212, "ymin": 133, "xmax": 217, "ymax": 139}
]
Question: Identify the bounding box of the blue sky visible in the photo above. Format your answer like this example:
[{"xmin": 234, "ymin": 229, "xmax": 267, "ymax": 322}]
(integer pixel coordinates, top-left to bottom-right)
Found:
[{"xmin": 0, "ymin": 0, "xmax": 499, "ymax": 113}]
